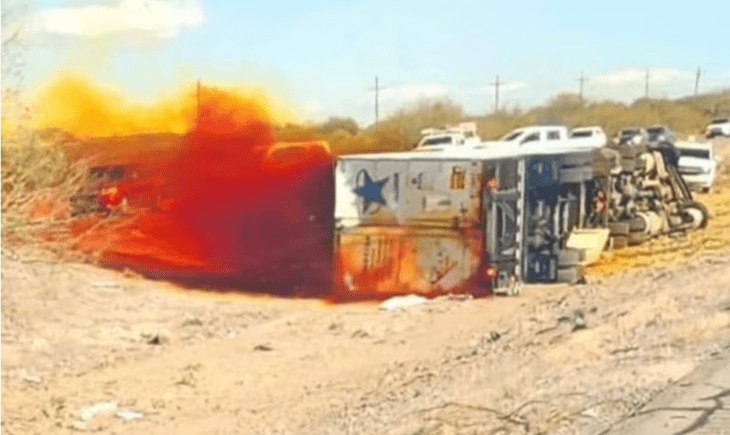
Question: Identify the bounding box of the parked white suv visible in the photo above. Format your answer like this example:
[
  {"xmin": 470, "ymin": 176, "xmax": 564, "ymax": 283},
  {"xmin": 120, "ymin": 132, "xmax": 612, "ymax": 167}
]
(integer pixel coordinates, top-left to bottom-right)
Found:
[
  {"xmin": 676, "ymin": 141, "xmax": 718, "ymax": 192},
  {"xmin": 705, "ymin": 118, "xmax": 730, "ymax": 138}
]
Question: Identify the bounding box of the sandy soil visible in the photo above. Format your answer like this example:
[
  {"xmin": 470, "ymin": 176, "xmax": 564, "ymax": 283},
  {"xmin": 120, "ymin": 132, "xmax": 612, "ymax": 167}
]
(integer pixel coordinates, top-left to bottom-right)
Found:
[{"xmin": 2, "ymin": 139, "xmax": 730, "ymax": 435}]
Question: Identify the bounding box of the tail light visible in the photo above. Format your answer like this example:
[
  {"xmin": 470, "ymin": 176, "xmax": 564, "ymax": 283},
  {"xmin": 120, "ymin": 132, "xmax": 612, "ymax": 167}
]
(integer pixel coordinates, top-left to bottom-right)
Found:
[
  {"xmin": 593, "ymin": 189, "xmax": 607, "ymax": 213},
  {"xmin": 485, "ymin": 177, "xmax": 499, "ymax": 191}
]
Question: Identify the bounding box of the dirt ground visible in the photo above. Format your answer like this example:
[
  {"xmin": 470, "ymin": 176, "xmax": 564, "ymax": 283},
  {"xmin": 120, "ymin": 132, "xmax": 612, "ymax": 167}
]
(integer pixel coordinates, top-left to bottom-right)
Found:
[{"xmin": 2, "ymin": 139, "xmax": 730, "ymax": 435}]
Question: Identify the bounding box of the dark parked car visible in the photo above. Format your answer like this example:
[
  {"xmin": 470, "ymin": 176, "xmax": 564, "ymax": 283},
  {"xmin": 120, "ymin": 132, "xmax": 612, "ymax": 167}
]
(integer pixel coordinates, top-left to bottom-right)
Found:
[
  {"xmin": 645, "ymin": 125, "xmax": 679, "ymax": 168},
  {"xmin": 70, "ymin": 164, "xmax": 162, "ymax": 216}
]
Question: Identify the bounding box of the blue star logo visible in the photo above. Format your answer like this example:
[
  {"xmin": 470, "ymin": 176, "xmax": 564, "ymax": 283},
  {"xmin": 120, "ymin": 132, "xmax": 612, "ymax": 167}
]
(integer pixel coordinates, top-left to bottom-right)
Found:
[{"xmin": 354, "ymin": 170, "xmax": 389, "ymax": 213}]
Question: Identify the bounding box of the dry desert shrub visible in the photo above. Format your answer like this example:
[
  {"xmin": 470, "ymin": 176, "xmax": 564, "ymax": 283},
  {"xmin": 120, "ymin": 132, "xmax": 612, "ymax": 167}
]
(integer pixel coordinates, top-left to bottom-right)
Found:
[
  {"xmin": 1, "ymin": 131, "xmax": 88, "ymax": 254},
  {"xmin": 275, "ymin": 91, "xmax": 730, "ymax": 156}
]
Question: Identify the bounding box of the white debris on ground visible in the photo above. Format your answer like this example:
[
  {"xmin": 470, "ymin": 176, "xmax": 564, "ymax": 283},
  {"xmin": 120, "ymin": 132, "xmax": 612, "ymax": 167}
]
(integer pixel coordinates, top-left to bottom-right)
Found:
[{"xmin": 379, "ymin": 294, "xmax": 429, "ymax": 311}]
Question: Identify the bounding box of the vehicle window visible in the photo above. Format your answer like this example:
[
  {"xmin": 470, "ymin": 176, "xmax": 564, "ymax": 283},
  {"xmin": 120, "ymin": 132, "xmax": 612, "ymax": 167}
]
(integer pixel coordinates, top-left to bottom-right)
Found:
[
  {"xmin": 620, "ymin": 130, "xmax": 639, "ymax": 142},
  {"xmin": 679, "ymin": 149, "xmax": 710, "ymax": 159},
  {"xmin": 421, "ymin": 136, "xmax": 454, "ymax": 146},
  {"xmin": 712, "ymin": 118, "xmax": 729, "ymax": 124},
  {"xmin": 89, "ymin": 167, "xmax": 108, "ymax": 181},
  {"xmin": 646, "ymin": 128, "xmax": 665, "ymax": 141},
  {"xmin": 268, "ymin": 146, "xmax": 307, "ymax": 163},
  {"xmin": 109, "ymin": 166, "xmax": 126, "ymax": 180},
  {"xmin": 570, "ymin": 131, "xmax": 592, "ymax": 138},
  {"xmin": 520, "ymin": 132, "xmax": 540, "ymax": 144},
  {"xmin": 547, "ymin": 130, "xmax": 560, "ymax": 140},
  {"xmin": 502, "ymin": 131, "xmax": 523, "ymax": 141}
]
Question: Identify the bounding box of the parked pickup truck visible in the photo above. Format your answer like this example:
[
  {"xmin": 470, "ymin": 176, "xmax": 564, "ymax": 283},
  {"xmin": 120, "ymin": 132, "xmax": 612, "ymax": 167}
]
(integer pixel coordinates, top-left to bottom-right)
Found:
[
  {"xmin": 676, "ymin": 141, "xmax": 718, "ymax": 192},
  {"xmin": 705, "ymin": 118, "xmax": 730, "ymax": 138},
  {"xmin": 568, "ymin": 126, "xmax": 607, "ymax": 148},
  {"xmin": 478, "ymin": 125, "xmax": 606, "ymax": 154},
  {"xmin": 415, "ymin": 122, "xmax": 481, "ymax": 151}
]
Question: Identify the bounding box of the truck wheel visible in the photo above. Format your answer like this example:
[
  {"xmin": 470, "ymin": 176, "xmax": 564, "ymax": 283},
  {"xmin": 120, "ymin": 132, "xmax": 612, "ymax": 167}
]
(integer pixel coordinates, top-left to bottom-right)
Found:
[{"xmin": 682, "ymin": 201, "xmax": 709, "ymax": 229}]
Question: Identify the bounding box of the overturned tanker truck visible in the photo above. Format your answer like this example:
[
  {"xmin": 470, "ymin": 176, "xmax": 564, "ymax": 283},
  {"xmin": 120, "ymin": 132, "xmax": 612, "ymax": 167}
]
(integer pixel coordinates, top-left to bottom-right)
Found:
[{"xmin": 332, "ymin": 137, "xmax": 708, "ymax": 298}]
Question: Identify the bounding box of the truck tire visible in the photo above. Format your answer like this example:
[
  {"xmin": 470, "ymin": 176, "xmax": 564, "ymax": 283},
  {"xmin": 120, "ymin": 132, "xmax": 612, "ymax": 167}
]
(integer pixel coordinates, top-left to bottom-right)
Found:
[{"xmin": 682, "ymin": 201, "xmax": 709, "ymax": 229}]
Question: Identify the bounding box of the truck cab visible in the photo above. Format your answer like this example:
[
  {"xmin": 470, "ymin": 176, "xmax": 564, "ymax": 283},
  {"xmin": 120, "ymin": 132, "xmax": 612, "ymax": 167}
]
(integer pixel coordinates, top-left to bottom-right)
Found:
[
  {"xmin": 676, "ymin": 141, "xmax": 718, "ymax": 192},
  {"xmin": 706, "ymin": 118, "xmax": 730, "ymax": 138},
  {"xmin": 415, "ymin": 122, "xmax": 481, "ymax": 151},
  {"xmin": 498, "ymin": 126, "xmax": 569, "ymax": 147}
]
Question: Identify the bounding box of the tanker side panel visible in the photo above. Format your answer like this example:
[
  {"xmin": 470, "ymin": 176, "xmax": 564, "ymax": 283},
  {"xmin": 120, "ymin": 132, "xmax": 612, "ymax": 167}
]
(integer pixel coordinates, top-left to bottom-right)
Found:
[
  {"xmin": 334, "ymin": 157, "xmax": 483, "ymax": 228},
  {"xmin": 333, "ymin": 226, "xmax": 484, "ymax": 298},
  {"xmin": 333, "ymin": 156, "xmax": 486, "ymax": 297}
]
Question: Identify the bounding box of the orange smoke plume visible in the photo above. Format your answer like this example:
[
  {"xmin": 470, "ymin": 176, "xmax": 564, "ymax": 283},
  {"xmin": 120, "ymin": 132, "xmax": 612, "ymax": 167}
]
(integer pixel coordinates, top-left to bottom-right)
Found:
[
  {"xmin": 69, "ymin": 79, "xmax": 334, "ymax": 296},
  {"xmin": 32, "ymin": 74, "xmax": 297, "ymax": 138}
]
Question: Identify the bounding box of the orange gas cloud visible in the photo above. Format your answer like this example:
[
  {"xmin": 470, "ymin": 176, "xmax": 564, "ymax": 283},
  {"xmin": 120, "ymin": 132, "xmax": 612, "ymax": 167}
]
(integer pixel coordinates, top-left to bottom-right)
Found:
[{"xmin": 31, "ymin": 74, "xmax": 297, "ymax": 138}]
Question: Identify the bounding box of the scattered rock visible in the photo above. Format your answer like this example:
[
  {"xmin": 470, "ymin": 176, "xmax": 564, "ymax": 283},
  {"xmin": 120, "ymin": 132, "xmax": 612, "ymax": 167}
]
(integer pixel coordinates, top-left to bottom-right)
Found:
[
  {"xmin": 557, "ymin": 310, "xmax": 587, "ymax": 331},
  {"xmin": 79, "ymin": 401, "xmax": 118, "ymax": 422},
  {"xmin": 121, "ymin": 268, "xmax": 143, "ymax": 279},
  {"xmin": 445, "ymin": 294, "xmax": 473, "ymax": 301},
  {"xmin": 380, "ymin": 295, "xmax": 428, "ymax": 311},
  {"xmin": 116, "ymin": 410, "xmax": 143, "ymax": 421},
  {"xmin": 571, "ymin": 311, "xmax": 587, "ymax": 332},
  {"xmin": 71, "ymin": 420, "xmax": 88, "ymax": 431},
  {"xmin": 146, "ymin": 333, "xmax": 170, "ymax": 345},
  {"xmin": 489, "ymin": 331, "xmax": 501, "ymax": 342},
  {"xmin": 581, "ymin": 407, "xmax": 599, "ymax": 418},
  {"xmin": 90, "ymin": 281, "xmax": 122, "ymax": 289},
  {"xmin": 138, "ymin": 325, "xmax": 171, "ymax": 345},
  {"xmin": 351, "ymin": 329, "xmax": 369, "ymax": 339},
  {"xmin": 19, "ymin": 369, "xmax": 42, "ymax": 384},
  {"xmin": 253, "ymin": 344, "xmax": 273, "ymax": 351},
  {"xmin": 181, "ymin": 317, "xmax": 203, "ymax": 327}
]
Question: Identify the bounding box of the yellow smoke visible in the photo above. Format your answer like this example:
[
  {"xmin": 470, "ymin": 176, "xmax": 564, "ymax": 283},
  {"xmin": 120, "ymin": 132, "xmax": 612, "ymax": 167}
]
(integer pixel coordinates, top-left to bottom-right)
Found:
[{"xmin": 31, "ymin": 74, "xmax": 298, "ymax": 138}]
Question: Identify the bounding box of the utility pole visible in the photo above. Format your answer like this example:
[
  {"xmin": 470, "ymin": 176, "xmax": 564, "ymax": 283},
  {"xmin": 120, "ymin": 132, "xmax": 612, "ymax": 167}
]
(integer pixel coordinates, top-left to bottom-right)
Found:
[
  {"xmin": 645, "ymin": 69, "xmax": 650, "ymax": 99},
  {"xmin": 491, "ymin": 74, "xmax": 501, "ymax": 113},
  {"xmin": 695, "ymin": 67, "xmax": 701, "ymax": 95},
  {"xmin": 577, "ymin": 70, "xmax": 587, "ymax": 104},
  {"xmin": 369, "ymin": 76, "xmax": 387, "ymax": 129}
]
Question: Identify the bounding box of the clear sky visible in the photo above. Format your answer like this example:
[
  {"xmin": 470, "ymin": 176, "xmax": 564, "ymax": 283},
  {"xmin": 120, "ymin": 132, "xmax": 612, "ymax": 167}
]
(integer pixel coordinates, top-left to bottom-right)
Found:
[{"xmin": 16, "ymin": 0, "xmax": 730, "ymax": 126}]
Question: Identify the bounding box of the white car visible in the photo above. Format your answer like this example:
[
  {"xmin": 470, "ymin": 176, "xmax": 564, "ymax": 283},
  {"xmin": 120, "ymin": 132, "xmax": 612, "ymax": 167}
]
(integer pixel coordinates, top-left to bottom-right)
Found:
[
  {"xmin": 676, "ymin": 141, "xmax": 718, "ymax": 192},
  {"xmin": 705, "ymin": 118, "xmax": 730, "ymax": 138},
  {"xmin": 568, "ymin": 126, "xmax": 607, "ymax": 148}
]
